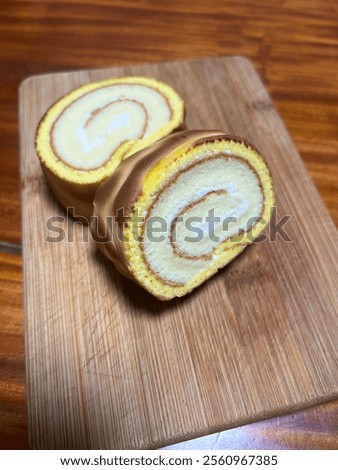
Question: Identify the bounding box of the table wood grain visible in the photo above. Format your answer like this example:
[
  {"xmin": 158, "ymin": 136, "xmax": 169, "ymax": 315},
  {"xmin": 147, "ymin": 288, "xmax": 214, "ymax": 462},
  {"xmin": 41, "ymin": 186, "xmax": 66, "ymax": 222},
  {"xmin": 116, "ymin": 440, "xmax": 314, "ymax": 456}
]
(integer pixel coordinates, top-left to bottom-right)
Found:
[{"xmin": 0, "ymin": 0, "xmax": 337, "ymax": 450}]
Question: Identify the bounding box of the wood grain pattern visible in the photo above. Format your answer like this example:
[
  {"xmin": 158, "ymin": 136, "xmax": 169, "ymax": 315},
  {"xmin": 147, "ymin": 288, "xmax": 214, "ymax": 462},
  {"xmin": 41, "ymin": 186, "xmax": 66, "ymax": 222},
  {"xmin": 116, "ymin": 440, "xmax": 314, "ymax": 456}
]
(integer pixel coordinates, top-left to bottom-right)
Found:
[
  {"xmin": 166, "ymin": 400, "xmax": 338, "ymax": 450},
  {"xmin": 0, "ymin": 247, "xmax": 336, "ymax": 450},
  {"xmin": 0, "ymin": 252, "xmax": 28, "ymax": 449},
  {"xmin": 1, "ymin": 0, "xmax": 338, "ymax": 451},
  {"xmin": 19, "ymin": 56, "xmax": 338, "ymax": 449}
]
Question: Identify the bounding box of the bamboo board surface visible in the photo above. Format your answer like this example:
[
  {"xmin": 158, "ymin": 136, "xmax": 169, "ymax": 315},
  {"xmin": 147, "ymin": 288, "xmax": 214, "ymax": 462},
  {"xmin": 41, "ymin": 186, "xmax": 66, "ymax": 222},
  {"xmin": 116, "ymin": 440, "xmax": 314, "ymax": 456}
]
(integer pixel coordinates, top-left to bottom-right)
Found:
[{"xmin": 19, "ymin": 56, "xmax": 338, "ymax": 450}]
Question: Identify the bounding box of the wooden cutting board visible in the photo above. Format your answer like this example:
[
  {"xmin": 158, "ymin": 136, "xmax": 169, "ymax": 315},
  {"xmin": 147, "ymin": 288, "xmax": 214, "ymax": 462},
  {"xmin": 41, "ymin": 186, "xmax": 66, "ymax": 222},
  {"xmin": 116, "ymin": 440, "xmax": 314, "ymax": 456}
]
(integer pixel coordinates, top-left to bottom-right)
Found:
[{"xmin": 19, "ymin": 56, "xmax": 338, "ymax": 450}]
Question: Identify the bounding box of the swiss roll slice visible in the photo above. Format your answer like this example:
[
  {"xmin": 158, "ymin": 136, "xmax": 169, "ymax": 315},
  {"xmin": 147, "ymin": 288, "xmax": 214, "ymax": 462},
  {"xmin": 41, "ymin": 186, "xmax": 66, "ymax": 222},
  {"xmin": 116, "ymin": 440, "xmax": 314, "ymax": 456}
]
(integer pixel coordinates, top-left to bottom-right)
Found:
[
  {"xmin": 35, "ymin": 76, "xmax": 184, "ymax": 219},
  {"xmin": 92, "ymin": 130, "xmax": 275, "ymax": 300}
]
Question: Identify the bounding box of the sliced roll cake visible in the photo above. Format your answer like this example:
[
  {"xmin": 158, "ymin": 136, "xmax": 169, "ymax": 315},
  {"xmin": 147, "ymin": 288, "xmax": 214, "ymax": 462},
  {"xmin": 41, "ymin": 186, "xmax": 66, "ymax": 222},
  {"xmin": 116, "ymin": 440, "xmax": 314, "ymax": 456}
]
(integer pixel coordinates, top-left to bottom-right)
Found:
[
  {"xmin": 92, "ymin": 131, "xmax": 275, "ymax": 300},
  {"xmin": 35, "ymin": 76, "xmax": 184, "ymax": 220}
]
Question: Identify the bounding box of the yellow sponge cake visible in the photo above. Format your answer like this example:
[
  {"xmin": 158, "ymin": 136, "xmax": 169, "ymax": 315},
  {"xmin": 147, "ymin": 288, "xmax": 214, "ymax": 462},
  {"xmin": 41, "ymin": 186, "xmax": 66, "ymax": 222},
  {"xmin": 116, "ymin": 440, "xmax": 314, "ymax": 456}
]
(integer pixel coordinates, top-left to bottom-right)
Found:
[
  {"xmin": 92, "ymin": 130, "xmax": 275, "ymax": 300},
  {"xmin": 35, "ymin": 76, "xmax": 184, "ymax": 219}
]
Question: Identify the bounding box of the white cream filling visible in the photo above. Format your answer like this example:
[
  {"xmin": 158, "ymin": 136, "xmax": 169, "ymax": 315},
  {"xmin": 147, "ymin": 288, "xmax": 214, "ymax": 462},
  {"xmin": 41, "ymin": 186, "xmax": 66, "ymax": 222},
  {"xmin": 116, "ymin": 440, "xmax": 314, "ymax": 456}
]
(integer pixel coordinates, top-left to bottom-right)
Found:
[
  {"xmin": 142, "ymin": 156, "xmax": 263, "ymax": 285},
  {"xmin": 51, "ymin": 84, "xmax": 171, "ymax": 170}
]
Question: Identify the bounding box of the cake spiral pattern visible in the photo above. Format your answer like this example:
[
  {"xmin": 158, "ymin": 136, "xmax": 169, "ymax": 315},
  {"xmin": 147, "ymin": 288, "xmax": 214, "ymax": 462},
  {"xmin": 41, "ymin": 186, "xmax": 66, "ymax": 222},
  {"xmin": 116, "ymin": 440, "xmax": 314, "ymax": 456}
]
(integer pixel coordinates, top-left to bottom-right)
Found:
[
  {"xmin": 35, "ymin": 76, "xmax": 184, "ymax": 219},
  {"xmin": 92, "ymin": 131, "xmax": 275, "ymax": 300}
]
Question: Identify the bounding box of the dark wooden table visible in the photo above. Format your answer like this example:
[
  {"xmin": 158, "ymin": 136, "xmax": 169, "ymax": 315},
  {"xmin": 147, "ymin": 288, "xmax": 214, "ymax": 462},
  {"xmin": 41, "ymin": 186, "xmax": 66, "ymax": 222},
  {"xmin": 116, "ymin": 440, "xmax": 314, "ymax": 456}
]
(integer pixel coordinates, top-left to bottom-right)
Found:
[{"xmin": 0, "ymin": 0, "xmax": 337, "ymax": 450}]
